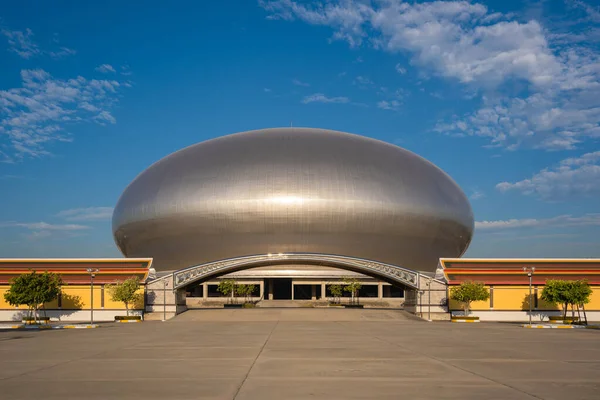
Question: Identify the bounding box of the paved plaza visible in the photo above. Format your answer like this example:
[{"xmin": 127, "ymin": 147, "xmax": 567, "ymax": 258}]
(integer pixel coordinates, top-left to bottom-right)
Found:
[{"xmin": 0, "ymin": 309, "xmax": 599, "ymax": 399}]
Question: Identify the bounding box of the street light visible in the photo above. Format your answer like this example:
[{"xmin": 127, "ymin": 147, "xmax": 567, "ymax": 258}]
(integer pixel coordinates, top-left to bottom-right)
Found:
[
  {"xmin": 523, "ymin": 267, "xmax": 535, "ymax": 325},
  {"xmin": 86, "ymin": 268, "xmax": 99, "ymax": 325},
  {"xmin": 426, "ymin": 279, "xmax": 432, "ymax": 322},
  {"xmin": 162, "ymin": 279, "xmax": 169, "ymax": 322}
]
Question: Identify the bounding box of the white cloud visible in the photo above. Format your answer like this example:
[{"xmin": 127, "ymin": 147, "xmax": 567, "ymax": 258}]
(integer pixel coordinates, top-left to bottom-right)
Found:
[
  {"xmin": 0, "ymin": 221, "xmax": 90, "ymax": 231},
  {"xmin": 0, "ymin": 69, "xmax": 125, "ymax": 161},
  {"xmin": 95, "ymin": 64, "xmax": 116, "ymax": 74},
  {"xmin": 1, "ymin": 28, "xmax": 40, "ymax": 58},
  {"xmin": 49, "ymin": 47, "xmax": 77, "ymax": 58},
  {"xmin": 120, "ymin": 65, "xmax": 133, "ymax": 76},
  {"xmin": 302, "ymin": 93, "xmax": 350, "ymax": 104},
  {"xmin": 377, "ymin": 100, "xmax": 401, "ymax": 111},
  {"xmin": 1, "ymin": 27, "xmax": 75, "ymax": 59},
  {"xmin": 496, "ymin": 151, "xmax": 600, "ymax": 199},
  {"xmin": 475, "ymin": 213, "xmax": 600, "ymax": 231},
  {"xmin": 0, "ymin": 221, "xmax": 90, "ymax": 241},
  {"xmin": 470, "ymin": 190, "xmax": 485, "ymax": 200},
  {"xmin": 292, "ymin": 78, "xmax": 310, "ymax": 87},
  {"xmin": 57, "ymin": 207, "xmax": 114, "ymax": 221},
  {"xmin": 353, "ymin": 75, "xmax": 374, "ymax": 87},
  {"xmin": 395, "ymin": 63, "xmax": 406, "ymax": 74},
  {"xmin": 261, "ymin": 0, "xmax": 600, "ymax": 150}
]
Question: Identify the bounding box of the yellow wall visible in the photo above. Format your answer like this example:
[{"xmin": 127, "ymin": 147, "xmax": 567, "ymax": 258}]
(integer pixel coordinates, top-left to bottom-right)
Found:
[
  {"xmin": 0, "ymin": 284, "xmax": 144, "ymax": 310},
  {"xmin": 449, "ymin": 284, "xmax": 600, "ymax": 311},
  {"xmin": 493, "ymin": 286, "xmax": 530, "ymax": 310},
  {"xmin": 449, "ymin": 298, "xmax": 488, "ymax": 311},
  {"xmin": 103, "ymin": 287, "xmax": 144, "ymax": 310},
  {"xmin": 585, "ymin": 288, "xmax": 600, "ymax": 310}
]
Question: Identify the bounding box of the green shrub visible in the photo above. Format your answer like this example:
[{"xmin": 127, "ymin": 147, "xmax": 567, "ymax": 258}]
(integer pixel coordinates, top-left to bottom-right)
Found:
[{"xmin": 450, "ymin": 281, "xmax": 489, "ymax": 316}]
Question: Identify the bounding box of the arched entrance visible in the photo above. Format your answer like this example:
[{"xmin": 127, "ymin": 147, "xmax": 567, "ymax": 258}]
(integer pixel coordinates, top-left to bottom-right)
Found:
[
  {"xmin": 144, "ymin": 253, "xmax": 447, "ymax": 319},
  {"xmin": 172, "ymin": 253, "xmax": 420, "ymax": 290}
]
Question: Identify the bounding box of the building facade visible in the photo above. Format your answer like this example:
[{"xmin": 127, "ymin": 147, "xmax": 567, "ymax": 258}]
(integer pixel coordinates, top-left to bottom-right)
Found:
[
  {"xmin": 0, "ymin": 259, "xmax": 150, "ymax": 322},
  {"xmin": 440, "ymin": 258, "xmax": 600, "ymax": 321}
]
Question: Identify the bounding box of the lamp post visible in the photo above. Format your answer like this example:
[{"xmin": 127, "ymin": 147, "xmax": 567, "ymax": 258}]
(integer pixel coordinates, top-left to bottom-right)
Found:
[
  {"xmin": 162, "ymin": 279, "xmax": 169, "ymax": 322},
  {"xmin": 426, "ymin": 279, "xmax": 432, "ymax": 322},
  {"xmin": 523, "ymin": 267, "xmax": 535, "ymax": 325},
  {"xmin": 86, "ymin": 268, "xmax": 99, "ymax": 325}
]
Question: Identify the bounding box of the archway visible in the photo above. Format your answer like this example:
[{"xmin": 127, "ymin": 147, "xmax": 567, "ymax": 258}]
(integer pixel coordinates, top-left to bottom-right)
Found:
[
  {"xmin": 172, "ymin": 253, "xmax": 420, "ymax": 290},
  {"xmin": 144, "ymin": 253, "xmax": 448, "ymax": 319}
]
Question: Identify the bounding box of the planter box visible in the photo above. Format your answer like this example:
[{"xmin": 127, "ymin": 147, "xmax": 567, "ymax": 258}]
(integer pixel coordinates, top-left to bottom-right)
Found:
[
  {"xmin": 224, "ymin": 304, "xmax": 243, "ymax": 308},
  {"xmin": 22, "ymin": 317, "xmax": 50, "ymax": 324},
  {"xmin": 115, "ymin": 316, "xmax": 142, "ymax": 321},
  {"xmin": 344, "ymin": 304, "xmax": 364, "ymax": 309},
  {"xmin": 328, "ymin": 303, "xmax": 343, "ymax": 307},
  {"xmin": 242, "ymin": 303, "xmax": 256, "ymax": 308},
  {"xmin": 549, "ymin": 316, "xmax": 579, "ymax": 324},
  {"xmin": 451, "ymin": 316, "xmax": 480, "ymax": 323}
]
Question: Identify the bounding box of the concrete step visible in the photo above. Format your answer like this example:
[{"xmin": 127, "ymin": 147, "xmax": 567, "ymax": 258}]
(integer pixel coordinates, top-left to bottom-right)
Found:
[
  {"xmin": 258, "ymin": 300, "xmax": 322, "ymax": 308},
  {"xmin": 144, "ymin": 312, "xmax": 176, "ymax": 321}
]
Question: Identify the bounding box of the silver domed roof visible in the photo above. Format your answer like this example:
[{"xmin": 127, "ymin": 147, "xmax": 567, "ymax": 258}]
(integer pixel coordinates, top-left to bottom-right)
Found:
[{"xmin": 113, "ymin": 128, "xmax": 473, "ymax": 272}]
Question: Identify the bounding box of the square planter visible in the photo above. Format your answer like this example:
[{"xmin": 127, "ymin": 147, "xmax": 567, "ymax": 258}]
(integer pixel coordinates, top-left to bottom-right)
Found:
[
  {"xmin": 549, "ymin": 316, "xmax": 579, "ymax": 324},
  {"xmin": 224, "ymin": 304, "xmax": 243, "ymax": 308},
  {"xmin": 451, "ymin": 316, "xmax": 480, "ymax": 323},
  {"xmin": 22, "ymin": 317, "xmax": 50, "ymax": 324},
  {"xmin": 344, "ymin": 304, "xmax": 364, "ymax": 309},
  {"xmin": 115, "ymin": 316, "xmax": 142, "ymax": 322}
]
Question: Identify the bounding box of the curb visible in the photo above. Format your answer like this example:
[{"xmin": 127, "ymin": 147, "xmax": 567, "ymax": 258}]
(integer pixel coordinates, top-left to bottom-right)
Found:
[
  {"xmin": 0, "ymin": 324, "xmax": 99, "ymax": 330},
  {"xmin": 451, "ymin": 319, "xmax": 480, "ymax": 323},
  {"xmin": 61, "ymin": 324, "xmax": 99, "ymax": 329},
  {"xmin": 521, "ymin": 324, "xmax": 600, "ymax": 329}
]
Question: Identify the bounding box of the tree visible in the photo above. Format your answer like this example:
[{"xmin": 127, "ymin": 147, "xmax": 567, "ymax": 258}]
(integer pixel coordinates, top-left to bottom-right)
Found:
[
  {"xmin": 541, "ymin": 279, "xmax": 592, "ymax": 321},
  {"xmin": 343, "ymin": 277, "xmax": 362, "ymax": 305},
  {"xmin": 540, "ymin": 280, "xmax": 570, "ymax": 319},
  {"xmin": 239, "ymin": 284, "xmax": 256, "ymax": 304},
  {"xmin": 450, "ymin": 281, "xmax": 489, "ymax": 316},
  {"xmin": 106, "ymin": 277, "xmax": 142, "ymax": 316},
  {"xmin": 4, "ymin": 271, "xmax": 62, "ymax": 323},
  {"xmin": 329, "ymin": 283, "xmax": 343, "ymax": 304},
  {"xmin": 217, "ymin": 279, "xmax": 237, "ymax": 304}
]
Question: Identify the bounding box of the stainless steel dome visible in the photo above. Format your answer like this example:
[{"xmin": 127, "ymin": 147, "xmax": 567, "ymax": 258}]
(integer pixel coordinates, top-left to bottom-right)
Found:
[{"xmin": 112, "ymin": 128, "xmax": 473, "ymax": 272}]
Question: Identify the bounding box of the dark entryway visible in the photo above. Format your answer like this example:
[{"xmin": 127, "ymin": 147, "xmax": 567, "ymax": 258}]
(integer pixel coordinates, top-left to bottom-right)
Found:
[{"xmin": 273, "ymin": 278, "xmax": 292, "ymax": 299}]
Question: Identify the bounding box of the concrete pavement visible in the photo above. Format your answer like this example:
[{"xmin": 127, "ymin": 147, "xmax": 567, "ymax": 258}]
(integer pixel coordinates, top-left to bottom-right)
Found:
[{"xmin": 0, "ymin": 308, "xmax": 599, "ymax": 399}]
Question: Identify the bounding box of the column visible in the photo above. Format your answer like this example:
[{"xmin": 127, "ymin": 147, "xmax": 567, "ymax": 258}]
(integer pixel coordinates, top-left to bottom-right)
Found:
[
  {"xmin": 311, "ymin": 285, "xmax": 316, "ymax": 300},
  {"xmin": 378, "ymin": 282, "xmax": 383, "ymax": 299},
  {"xmin": 259, "ymin": 281, "xmax": 264, "ymax": 300},
  {"xmin": 291, "ymin": 283, "xmax": 295, "ymax": 300},
  {"xmin": 321, "ymin": 282, "xmax": 327, "ymax": 300},
  {"xmin": 202, "ymin": 282, "xmax": 208, "ymax": 299}
]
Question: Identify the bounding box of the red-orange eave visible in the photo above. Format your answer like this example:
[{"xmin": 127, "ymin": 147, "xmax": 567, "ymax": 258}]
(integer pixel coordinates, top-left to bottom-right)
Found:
[
  {"xmin": 440, "ymin": 258, "xmax": 600, "ymax": 285},
  {"xmin": 0, "ymin": 258, "xmax": 153, "ymax": 285}
]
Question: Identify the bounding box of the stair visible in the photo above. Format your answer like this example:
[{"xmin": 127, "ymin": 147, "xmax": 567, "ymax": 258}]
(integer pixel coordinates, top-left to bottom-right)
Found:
[{"xmin": 258, "ymin": 300, "xmax": 321, "ymax": 308}]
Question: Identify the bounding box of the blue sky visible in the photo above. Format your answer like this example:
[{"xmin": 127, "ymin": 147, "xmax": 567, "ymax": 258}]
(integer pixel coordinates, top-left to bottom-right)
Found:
[{"xmin": 0, "ymin": 0, "xmax": 599, "ymax": 259}]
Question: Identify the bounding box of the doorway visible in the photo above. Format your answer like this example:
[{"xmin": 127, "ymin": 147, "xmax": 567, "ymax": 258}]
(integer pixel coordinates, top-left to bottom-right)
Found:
[{"xmin": 273, "ymin": 278, "xmax": 292, "ymax": 300}]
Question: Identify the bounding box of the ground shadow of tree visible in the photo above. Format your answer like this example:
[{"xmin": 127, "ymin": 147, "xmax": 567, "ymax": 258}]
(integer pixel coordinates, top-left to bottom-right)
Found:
[
  {"xmin": 521, "ymin": 294, "xmax": 559, "ymax": 322},
  {"xmin": 10, "ymin": 293, "xmax": 84, "ymax": 321},
  {"xmin": 54, "ymin": 293, "xmax": 84, "ymax": 321}
]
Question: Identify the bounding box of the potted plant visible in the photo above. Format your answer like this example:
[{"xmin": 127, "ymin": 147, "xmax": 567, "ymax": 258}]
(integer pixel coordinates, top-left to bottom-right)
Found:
[
  {"xmin": 4, "ymin": 271, "xmax": 62, "ymax": 325},
  {"xmin": 328, "ymin": 283, "xmax": 343, "ymax": 306},
  {"xmin": 541, "ymin": 279, "xmax": 592, "ymax": 324},
  {"xmin": 343, "ymin": 277, "xmax": 363, "ymax": 308},
  {"xmin": 218, "ymin": 279, "xmax": 243, "ymax": 308},
  {"xmin": 449, "ymin": 281, "xmax": 489, "ymax": 322},
  {"xmin": 106, "ymin": 277, "xmax": 143, "ymax": 321},
  {"xmin": 239, "ymin": 284, "xmax": 257, "ymax": 308}
]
